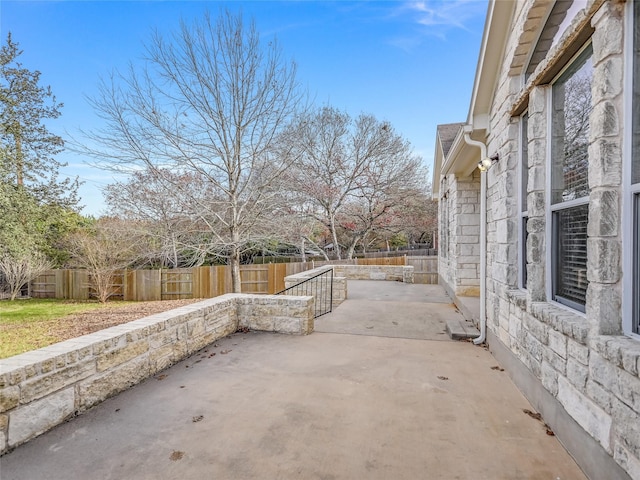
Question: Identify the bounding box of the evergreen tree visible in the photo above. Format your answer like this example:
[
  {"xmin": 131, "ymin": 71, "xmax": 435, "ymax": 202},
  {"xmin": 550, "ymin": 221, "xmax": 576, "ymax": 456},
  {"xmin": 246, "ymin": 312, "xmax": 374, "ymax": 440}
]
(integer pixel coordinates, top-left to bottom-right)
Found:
[{"xmin": 0, "ymin": 33, "xmax": 79, "ymax": 207}]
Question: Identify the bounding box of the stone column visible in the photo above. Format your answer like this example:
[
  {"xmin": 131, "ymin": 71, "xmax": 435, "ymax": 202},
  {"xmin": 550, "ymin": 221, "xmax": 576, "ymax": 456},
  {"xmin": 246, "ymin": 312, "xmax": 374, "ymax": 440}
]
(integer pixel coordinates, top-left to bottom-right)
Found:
[
  {"xmin": 526, "ymin": 85, "xmax": 548, "ymax": 303},
  {"xmin": 586, "ymin": 1, "xmax": 625, "ymax": 336}
]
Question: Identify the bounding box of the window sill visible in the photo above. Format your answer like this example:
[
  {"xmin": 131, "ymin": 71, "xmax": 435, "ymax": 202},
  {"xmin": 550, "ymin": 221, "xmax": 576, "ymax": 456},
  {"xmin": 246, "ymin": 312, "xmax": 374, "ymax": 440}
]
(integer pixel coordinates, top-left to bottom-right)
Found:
[
  {"xmin": 506, "ymin": 289, "xmax": 527, "ymax": 310},
  {"xmin": 530, "ymin": 301, "xmax": 589, "ymax": 344},
  {"xmin": 591, "ymin": 335, "xmax": 640, "ymax": 378}
]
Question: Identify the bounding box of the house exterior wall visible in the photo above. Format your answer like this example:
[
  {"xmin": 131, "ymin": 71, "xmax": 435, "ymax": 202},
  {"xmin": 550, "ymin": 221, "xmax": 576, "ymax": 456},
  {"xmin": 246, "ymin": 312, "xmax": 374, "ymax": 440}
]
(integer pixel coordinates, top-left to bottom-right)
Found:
[
  {"xmin": 438, "ymin": 171, "xmax": 481, "ymax": 298},
  {"xmin": 481, "ymin": 1, "xmax": 640, "ymax": 478}
]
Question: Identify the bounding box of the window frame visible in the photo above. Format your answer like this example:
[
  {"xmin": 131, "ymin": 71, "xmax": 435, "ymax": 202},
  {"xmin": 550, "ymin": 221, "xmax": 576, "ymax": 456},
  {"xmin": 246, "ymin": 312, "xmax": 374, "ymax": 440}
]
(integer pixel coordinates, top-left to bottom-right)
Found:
[
  {"xmin": 623, "ymin": 0, "xmax": 640, "ymax": 338},
  {"xmin": 545, "ymin": 42, "xmax": 593, "ymax": 315},
  {"xmin": 518, "ymin": 112, "xmax": 529, "ymax": 290}
]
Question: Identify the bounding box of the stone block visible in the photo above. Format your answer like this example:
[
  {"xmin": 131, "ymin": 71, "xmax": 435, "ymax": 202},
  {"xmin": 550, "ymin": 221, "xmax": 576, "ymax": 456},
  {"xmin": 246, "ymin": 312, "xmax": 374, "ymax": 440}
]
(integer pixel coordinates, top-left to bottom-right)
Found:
[
  {"xmin": 186, "ymin": 317, "xmax": 206, "ymax": 337},
  {"xmin": 148, "ymin": 344, "xmax": 177, "ymax": 374},
  {"xmin": 78, "ymin": 356, "xmax": 151, "ymax": 410},
  {"xmin": 0, "ymin": 413, "xmax": 7, "ymax": 451},
  {"xmin": 557, "ymin": 376, "xmax": 612, "ymax": 452},
  {"xmin": 21, "ymin": 360, "xmax": 96, "ymax": 404},
  {"xmin": 587, "ymin": 238, "xmax": 621, "ymax": 283},
  {"xmin": 187, "ymin": 332, "xmax": 220, "ymax": 354},
  {"xmin": 589, "ymin": 138, "xmax": 622, "ymax": 188},
  {"xmin": 590, "ymin": 101, "xmax": 619, "ymax": 138},
  {"xmin": 524, "ymin": 313, "xmax": 548, "ymax": 345},
  {"xmin": 591, "ymin": 2, "xmax": 624, "ymax": 61},
  {"xmin": 0, "ymin": 386, "xmax": 19, "ymax": 413},
  {"xmin": 611, "ymin": 397, "xmax": 640, "ymax": 458},
  {"xmin": 274, "ymin": 316, "xmax": 302, "ymax": 335},
  {"xmin": 96, "ymin": 341, "xmax": 149, "ymax": 372},
  {"xmin": 568, "ymin": 339, "xmax": 590, "ymax": 365},
  {"xmin": 8, "ymin": 388, "xmax": 75, "ymax": 449},
  {"xmin": 567, "ymin": 358, "xmax": 588, "ymax": 390},
  {"xmin": 586, "ymin": 283, "xmax": 622, "ymax": 336},
  {"xmin": 541, "ymin": 360, "xmax": 559, "ymax": 396},
  {"xmin": 149, "ymin": 329, "xmax": 177, "ymax": 349},
  {"xmin": 587, "ymin": 189, "xmax": 619, "ymax": 237},
  {"xmin": 593, "ymin": 56, "xmax": 623, "ymax": 100},
  {"xmin": 544, "ymin": 348, "xmax": 567, "ymax": 375},
  {"xmin": 250, "ymin": 314, "xmax": 275, "ymax": 332},
  {"xmin": 548, "ymin": 329, "xmax": 567, "ymax": 359},
  {"xmin": 613, "ymin": 443, "xmax": 640, "ymax": 480},
  {"xmin": 587, "ymin": 379, "xmax": 613, "ymax": 414}
]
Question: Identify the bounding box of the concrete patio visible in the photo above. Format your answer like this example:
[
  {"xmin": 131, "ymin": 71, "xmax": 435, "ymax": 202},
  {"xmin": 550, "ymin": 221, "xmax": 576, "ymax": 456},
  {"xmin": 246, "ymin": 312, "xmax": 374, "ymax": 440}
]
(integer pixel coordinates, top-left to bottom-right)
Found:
[{"xmin": 0, "ymin": 281, "xmax": 586, "ymax": 479}]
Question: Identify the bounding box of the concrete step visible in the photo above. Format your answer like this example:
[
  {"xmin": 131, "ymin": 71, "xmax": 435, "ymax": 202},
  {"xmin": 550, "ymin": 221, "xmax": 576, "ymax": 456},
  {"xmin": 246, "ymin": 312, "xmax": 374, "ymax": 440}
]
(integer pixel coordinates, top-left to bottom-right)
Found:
[{"xmin": 445, "ymin": 318, "xmax": 480, "ymax": 340}]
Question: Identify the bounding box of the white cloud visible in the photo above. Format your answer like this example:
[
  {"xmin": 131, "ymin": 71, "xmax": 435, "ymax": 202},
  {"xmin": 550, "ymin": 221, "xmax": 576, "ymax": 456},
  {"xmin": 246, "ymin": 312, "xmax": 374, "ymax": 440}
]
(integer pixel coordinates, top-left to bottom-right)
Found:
[
  {"xmin": 406, "ymin": 0, "xmax": 485, "ymax": 29},
  {"xmin": 387, "ymin": 0, "xmax": 487, "ymax": 50}
]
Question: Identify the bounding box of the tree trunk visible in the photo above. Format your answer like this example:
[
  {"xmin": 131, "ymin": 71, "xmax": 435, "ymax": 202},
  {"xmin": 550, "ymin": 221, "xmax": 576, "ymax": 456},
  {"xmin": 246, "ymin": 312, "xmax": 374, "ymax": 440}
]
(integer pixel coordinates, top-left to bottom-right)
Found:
[
  {"xmin": 15, "ymin": 132, "xmax": 23, "ymax": 187},
  {"xmin": 329, "ymin": 215, "xmax": 341, "ymax": 260},
  {"xmin": 300, "ymin": 237, "xmax": 306, "ymax": 262},
  {"xmin": 345, "ymin": 235, "xmax": 361, "ymax": 260},
  {"xmin": 230, "ymin": 245, "xmax": 242, "ymax": 293}
]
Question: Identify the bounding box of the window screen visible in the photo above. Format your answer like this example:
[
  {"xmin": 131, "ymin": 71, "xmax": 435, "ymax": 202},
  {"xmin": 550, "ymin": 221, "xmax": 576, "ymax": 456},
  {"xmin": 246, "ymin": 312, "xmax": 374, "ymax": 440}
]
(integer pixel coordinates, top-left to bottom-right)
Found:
[
  {"xmin": 520, "ymin": 113, "xmax": 529, "ymax": 289},
  {"xmin": 521, "ymin": 114, "xmax": 529, "ymax": 207},
  {"xmin": 522, "ymin": 216, "xmax": 529, "ymax": 288},
  {"xmin": 634, "ymin": 0, "xmax": 640, "ymax": 185},
  {"xmin": 553, "ymin": 204, "xmax": 589, "ymax": 312}
]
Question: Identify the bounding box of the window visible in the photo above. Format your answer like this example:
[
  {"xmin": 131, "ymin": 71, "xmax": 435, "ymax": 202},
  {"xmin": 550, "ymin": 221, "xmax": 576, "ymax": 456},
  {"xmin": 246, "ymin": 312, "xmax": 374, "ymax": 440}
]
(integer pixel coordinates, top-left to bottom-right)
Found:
[
  {"xmin": 519, "ymin": 113, "xmax": 529, "ymax": 289},
  {"xmin": 632, "ymin": 0, "xmax": 640, "ymax": 333},
  {"xmin": 550, "ymin": 45, "xmax": 593, "ymax": 312},
  {"xmin": 634, "ymin": 195, "xmax": 639, "ymax": 333}
]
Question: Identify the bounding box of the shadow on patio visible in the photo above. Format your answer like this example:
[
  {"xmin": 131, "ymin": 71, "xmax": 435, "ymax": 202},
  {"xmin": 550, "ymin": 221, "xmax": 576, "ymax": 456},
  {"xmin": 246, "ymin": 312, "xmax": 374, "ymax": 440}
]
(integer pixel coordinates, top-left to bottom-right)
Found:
[{"xmin": 0, "ymin": 280, "xmax": 585, "ymax": 479}]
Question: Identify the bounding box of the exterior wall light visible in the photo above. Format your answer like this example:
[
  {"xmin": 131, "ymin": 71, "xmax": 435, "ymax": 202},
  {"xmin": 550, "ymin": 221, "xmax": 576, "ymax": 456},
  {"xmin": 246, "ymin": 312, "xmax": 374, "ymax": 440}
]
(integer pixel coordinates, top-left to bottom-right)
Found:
[{"xmin": 478, "ymin": 153, "xmax": 499, "ymax": 172}]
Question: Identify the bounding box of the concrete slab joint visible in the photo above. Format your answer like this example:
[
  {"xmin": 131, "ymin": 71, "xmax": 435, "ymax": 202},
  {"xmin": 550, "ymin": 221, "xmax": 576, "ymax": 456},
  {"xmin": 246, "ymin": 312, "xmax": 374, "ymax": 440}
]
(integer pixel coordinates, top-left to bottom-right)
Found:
[{"xmin": 0, "ymin": 293, "xmax": 314, "ymax": 454}]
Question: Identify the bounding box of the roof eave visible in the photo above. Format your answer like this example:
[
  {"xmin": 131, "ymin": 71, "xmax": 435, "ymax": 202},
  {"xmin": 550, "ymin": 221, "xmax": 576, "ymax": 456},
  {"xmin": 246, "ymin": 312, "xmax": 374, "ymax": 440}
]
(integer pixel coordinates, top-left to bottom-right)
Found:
[{"xmin": 467, "ymin": 0, "xmax": 516, "ymax": 129}]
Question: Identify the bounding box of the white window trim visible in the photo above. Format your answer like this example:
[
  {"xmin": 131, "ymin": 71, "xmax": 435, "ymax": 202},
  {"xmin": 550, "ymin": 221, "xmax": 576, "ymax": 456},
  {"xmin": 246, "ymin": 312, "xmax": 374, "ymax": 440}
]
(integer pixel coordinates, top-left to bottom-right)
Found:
[
  {"xmin": 622, "ymin": 0, "xmax": 640, "ymax": 339},
  {"xmin": 545, "ymin": 43, "xmax": 593, "ymax": 317},
  {"xmin": 518, "ymin": 112, "xmax": 528, "ymax": 290}
]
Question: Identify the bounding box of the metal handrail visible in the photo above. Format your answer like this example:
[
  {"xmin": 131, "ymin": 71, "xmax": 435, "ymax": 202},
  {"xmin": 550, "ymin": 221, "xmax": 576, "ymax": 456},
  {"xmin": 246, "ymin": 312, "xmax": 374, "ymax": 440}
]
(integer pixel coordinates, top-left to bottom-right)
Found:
[{"xmin": 275, "ymin": 268, "xmax": 334, "ymax": 318}]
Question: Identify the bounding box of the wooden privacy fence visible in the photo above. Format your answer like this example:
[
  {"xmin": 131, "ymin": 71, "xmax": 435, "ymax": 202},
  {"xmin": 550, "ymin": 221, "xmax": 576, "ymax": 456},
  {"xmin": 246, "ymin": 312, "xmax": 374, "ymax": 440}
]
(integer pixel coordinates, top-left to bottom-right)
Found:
[
  {"xmin": 406, "ymin": 256, "xmax": 439, "ymax": 285},
  {"xmin": 29, "ymin": 256, "xmax": 438, "ymax": 301}
]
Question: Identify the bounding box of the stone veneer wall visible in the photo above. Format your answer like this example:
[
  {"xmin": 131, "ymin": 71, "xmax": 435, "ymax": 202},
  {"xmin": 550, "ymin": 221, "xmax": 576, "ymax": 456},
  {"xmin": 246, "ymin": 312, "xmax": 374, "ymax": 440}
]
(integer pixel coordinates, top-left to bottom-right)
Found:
[
  {"xmin": 0, "ymin": 294, "xmax": 313, "ymax": 455},
  {"xmin": 478, "ymin": 1, "xmax": 640, "ymax": 478},
  {"xmin": 438, "ymin": 172, "xmax": 481, "ymax": 298}
]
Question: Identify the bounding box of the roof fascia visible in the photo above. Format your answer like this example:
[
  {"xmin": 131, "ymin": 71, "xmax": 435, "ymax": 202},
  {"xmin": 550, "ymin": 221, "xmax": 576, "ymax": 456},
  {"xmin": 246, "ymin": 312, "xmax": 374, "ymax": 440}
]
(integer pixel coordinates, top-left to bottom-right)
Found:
[{"xmin": 467, "ymin": 0, "xmax": 516, "ymax": 129}]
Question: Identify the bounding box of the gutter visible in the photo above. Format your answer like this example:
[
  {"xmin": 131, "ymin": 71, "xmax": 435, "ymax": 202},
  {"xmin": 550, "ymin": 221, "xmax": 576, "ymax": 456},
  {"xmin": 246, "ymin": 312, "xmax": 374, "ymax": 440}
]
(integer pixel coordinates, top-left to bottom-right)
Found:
[{"xmin": 462, "ymin": 127, "xmax": 487, "ymax": 345}]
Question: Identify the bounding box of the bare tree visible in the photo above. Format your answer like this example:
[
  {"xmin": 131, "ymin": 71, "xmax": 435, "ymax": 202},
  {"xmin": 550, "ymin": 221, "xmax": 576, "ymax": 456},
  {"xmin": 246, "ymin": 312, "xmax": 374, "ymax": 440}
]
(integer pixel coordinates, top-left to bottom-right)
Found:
[
  {"xmin": 280, "ymin": 106, "xmax": 424, "ymax": 259},
  {"xmin": 104, "ymin": 169, "xmax": 209, "ymax": 268},
  {"xmin": 65, "ymin": 219, "xmax": 140, "ymax": 303},
  {"xmin": 79, "ymin": 10, "xmax": 304, "ymax": 292},
  {"xmin": 0, "ymin": 252, "xmax": 52, "ymax": 300}
]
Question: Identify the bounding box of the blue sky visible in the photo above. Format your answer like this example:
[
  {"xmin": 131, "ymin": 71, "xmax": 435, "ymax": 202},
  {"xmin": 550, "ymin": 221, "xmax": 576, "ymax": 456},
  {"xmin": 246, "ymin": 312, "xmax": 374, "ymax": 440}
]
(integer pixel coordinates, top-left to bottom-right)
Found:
[{"xmin": 2, "ymin": 0, "xmax": 487, "ymax": 216}]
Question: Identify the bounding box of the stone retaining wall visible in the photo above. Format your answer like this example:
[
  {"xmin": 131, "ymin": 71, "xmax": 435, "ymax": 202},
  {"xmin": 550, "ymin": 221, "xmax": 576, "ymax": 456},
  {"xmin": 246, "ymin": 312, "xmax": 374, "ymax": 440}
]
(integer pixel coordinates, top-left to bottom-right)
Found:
[
  {"xmin": 332, "ymin": 265, "xmax": 414, "ymax": 284},
  {"xmin": 284, "ymin": 267, "xmax": 347, "ymax": 308},
  {"xmin": 0, "ymin": 294, "xmax": 313, "ymax": 455}
]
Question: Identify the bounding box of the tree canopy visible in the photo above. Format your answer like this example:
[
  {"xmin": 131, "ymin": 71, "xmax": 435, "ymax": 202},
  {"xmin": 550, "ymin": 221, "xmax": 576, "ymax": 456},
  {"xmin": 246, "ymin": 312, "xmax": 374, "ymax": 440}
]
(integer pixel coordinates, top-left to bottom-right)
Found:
[
  {"xmin": 80, "ymin": 10, "xmax": 305, "ymax": 292},
  {"xmin": 0, "ymin": 33, "xmax": 79, "ymax": 208}
]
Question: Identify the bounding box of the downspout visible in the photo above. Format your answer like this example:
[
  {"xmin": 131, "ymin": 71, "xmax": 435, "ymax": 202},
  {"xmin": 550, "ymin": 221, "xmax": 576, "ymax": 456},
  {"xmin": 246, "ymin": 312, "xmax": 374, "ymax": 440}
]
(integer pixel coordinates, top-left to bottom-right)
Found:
[{"xmin": 462, "ymin": 127, "xmax": 487, "ymax": 345}]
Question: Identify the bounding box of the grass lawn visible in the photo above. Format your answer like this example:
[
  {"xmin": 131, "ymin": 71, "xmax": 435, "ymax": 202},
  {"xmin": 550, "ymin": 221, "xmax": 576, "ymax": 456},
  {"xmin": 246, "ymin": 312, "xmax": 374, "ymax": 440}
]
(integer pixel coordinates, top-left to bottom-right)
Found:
[{"xmin": 0, "ymin": 299, "xmax": 118, "ymax": 359}]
